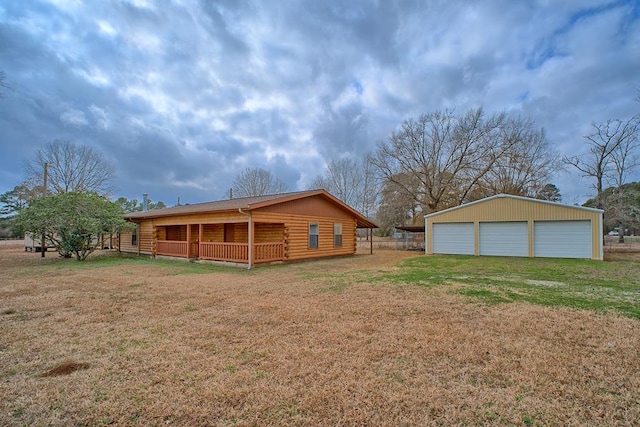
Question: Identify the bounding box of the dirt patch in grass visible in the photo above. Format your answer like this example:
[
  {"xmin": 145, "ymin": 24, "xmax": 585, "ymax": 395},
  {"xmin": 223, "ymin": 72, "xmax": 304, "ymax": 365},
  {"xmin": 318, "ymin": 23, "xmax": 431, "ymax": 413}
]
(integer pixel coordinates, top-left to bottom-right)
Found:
[
  {"xmin": 1, "ymin": 247, "xmax": 639, "ymax": 426},
  {"xmin": 40, "ymin": 362, "xmax": 91, "ymax": 377}
]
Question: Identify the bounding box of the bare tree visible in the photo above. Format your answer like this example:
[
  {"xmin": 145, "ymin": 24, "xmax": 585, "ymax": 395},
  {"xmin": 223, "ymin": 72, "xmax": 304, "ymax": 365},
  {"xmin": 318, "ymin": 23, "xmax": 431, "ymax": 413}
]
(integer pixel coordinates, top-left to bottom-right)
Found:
[
  {"xmin": 476, "ymin": 117, "xmax": 560, "ymax": 198},
  {"xmin": 309, "ymin": 155, "xmax": 379, "ymax": 215},
  {"xmin": 375, "ymin": 173, "xmax": 421, "ymax": 235},
  {"xmin": 310, "ymin": 158, "xmax": 362, "ymax": 206},
  {"xmin": 370, "ymin": 108, "xmax": 556, "ymax": 214},
  {"xmin": 608, "ymin": 117, "xmax": 640, "ymax": 242},
  {"xmin": 24, "ymin": 140, "xmax": 115, "ymax": 196},
  {"xmin": 232, "ymin": 167, "xmax": 288, "ymax": 198},
  {"xmin": 359, "ymin": 156, "xmax": 380, "ymax": 217},
  {"xmin": 564, "ymin": 117, "xmax": 640, "ymax": 210}
]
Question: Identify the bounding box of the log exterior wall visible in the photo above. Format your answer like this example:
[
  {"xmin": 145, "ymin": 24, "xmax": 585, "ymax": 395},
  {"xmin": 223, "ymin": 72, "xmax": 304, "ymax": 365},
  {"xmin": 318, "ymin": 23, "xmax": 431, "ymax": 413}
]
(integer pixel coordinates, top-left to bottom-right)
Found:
[
  {"xmin": 252, "ymin": 211, "xmax": 357, "ymax": 261},
  {"xmin": 121, "ymin": 196, "xmax": 360, "ymax": 262},
  {"xmin": 119, "ymin": 230, "xmax": 137, "ymax": 254},
  {"xmin": 255, "ymin": 223, "xmax": 285, "ymax": 243},
  {"xmin": 139, "ymin": 221, "xmax": 154, "ymax": 255}
]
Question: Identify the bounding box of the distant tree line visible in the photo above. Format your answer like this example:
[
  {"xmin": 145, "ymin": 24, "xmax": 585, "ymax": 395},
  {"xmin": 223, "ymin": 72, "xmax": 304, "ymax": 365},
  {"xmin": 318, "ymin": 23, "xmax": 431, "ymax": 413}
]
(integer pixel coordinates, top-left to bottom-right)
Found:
[
  {"xmin": 584, "ymin": 182, "xmax": 640, "ymax": 236},
  {"xmin": 564, "ymin": 90, "xmax": 640, "ymax": 242},
  {"xmin": 230, "ymin": 108, "xmax": 567, "ymax": 236},
  {"xmin": 114, "ymin": 196, "xmax": 166, "ymax": 213},
  {"xmin": 3, "ymin": 96, "xmax": 637, "ymax": 248},
  {"xmin": 0, "ymin": 140, "xmax": 167, "ymax": 260}
]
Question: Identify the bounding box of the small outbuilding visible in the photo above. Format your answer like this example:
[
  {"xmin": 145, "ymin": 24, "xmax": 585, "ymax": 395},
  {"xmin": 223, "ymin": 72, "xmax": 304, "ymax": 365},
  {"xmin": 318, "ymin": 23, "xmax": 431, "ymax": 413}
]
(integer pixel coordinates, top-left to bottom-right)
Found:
[{"xmin": 424, "ymin": 194, "xmax": 603, "ymax": 260}]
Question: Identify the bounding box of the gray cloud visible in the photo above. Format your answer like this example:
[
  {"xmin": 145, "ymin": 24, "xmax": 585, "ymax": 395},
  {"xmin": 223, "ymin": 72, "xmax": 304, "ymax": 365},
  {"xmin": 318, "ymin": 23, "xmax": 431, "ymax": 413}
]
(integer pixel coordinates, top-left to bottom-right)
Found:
[{"xmin": 1, "ymin": 0, "xmax": 639, "ymax": 206}]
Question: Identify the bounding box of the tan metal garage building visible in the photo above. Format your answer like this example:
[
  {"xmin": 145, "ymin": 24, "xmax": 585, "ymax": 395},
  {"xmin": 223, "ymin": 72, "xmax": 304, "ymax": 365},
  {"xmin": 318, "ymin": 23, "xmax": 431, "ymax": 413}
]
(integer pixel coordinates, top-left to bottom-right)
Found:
[{"xmin": 424, "ymin": 194, "xmax": 603, "ymax": 260}]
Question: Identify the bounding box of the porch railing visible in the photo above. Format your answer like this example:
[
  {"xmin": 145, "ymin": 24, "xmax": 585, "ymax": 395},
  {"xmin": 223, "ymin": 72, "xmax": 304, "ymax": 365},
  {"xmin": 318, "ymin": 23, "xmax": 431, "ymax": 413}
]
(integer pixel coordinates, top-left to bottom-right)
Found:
[
  {"xmin": 199, "ymin": 242, "xmax": 248, "ymax": 262},
  {"xmin": 156, "ymin": 240, "xmax": 188, "ymax": 257},
  {"xmin": 157, "ymin": 240, "xmax": 285, "ymax": 264},
  {"xmin": 254, "ymin": 241, "xmax": 285, "ymax": 262}
]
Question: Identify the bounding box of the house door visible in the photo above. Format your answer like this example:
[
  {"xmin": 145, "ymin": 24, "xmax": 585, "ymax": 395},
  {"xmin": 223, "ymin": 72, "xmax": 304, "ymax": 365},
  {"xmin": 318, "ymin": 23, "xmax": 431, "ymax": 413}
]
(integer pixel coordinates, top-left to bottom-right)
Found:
[{"xmin": 224, "ymin": 223, "xmax": 235, "ymax": 242}]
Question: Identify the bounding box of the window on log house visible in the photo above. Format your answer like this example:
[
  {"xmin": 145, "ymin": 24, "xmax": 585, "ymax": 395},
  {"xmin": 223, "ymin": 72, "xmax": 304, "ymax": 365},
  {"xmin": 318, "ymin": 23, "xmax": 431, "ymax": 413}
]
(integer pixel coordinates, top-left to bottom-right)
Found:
[
  {"xmin": 334, "ymin": 223, "xmax": 343, "ymax": 247},
  {"xmin": 309, "ymin": 222, "xmax": 319, "ymax": 249}
]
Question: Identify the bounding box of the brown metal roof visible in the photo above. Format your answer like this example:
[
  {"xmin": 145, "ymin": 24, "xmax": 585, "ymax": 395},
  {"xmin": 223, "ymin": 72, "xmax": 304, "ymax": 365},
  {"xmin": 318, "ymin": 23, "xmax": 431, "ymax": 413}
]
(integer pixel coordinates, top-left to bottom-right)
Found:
[{"xmin": 124, "ymin": 189, "xmax": 378, "ymax": 228}]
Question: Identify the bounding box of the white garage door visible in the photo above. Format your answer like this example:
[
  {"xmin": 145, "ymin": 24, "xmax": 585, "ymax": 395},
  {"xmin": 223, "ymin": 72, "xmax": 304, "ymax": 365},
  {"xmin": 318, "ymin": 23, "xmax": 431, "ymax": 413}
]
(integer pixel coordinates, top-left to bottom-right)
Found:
[
  {"xmin": 479, "ymin": 222, "xmax": 528, "ymax": 257},
  {"xmin": 432, "ymin": 223, "xmax": 474, "ymax": 255},
  {"xmin": 534, "ymin": 220, "xmax": 592, "ymax": 258}
]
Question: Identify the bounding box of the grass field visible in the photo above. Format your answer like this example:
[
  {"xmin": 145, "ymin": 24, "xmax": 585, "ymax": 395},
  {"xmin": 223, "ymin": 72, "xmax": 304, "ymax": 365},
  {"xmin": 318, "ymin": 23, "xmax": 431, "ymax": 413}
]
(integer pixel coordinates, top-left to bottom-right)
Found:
[
  {"xmin": 380, "ymin": 255, "xmax": 640, "ymax": 319},
  {"xmin": 1, "ymin": 247, "xmax": 639, "ymax": 426}
]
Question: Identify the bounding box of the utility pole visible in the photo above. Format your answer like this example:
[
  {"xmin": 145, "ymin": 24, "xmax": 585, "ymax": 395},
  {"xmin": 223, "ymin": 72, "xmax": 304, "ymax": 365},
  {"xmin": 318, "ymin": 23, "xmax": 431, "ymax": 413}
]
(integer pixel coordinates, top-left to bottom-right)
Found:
[{"xmin": 41, "ymin": 162, "xmax": 48, "ymax": 258}]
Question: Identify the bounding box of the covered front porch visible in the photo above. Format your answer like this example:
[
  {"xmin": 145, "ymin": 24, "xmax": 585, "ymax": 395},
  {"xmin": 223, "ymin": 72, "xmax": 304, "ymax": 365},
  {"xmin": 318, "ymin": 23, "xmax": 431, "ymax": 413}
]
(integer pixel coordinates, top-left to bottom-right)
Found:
[{"xmin": 154, "ymin": 222, "xmax": 286, "ymax": 265}]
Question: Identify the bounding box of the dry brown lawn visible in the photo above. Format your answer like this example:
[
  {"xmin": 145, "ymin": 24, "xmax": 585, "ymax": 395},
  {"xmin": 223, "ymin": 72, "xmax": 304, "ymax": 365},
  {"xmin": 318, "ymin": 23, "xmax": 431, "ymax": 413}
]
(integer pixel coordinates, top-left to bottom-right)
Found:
[{"xmin": 1, "ymin": 247, "xmax": 639, "ymax": 426}]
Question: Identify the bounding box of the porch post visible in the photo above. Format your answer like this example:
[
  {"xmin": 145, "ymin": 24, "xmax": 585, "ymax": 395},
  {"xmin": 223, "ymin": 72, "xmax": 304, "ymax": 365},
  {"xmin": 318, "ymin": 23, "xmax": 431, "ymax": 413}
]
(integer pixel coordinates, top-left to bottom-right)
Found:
[
  {"xmin": 370, "ymin": 228, "xmax": 373, "ymax": 255},
  {"xmin": 152, "ymin": 225, "xmax": 157, "ymax": 257},
  {"xmin": 198, "ymin": 223, "xmax": 203, "ymax": 259},
  {"xmin": 248, "ymin": 214, "xmax": 254, "ymax": 269},
  {"xmin": 186, "ymin": 224, "xmax": 192, "ymax": 258}
]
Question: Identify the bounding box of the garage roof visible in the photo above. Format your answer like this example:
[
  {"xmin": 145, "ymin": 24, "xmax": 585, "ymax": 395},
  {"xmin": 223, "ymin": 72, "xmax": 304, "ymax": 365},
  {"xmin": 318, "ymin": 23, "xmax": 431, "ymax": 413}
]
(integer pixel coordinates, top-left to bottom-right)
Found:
[{"xmin": 424, "ymin": 193, "xmax": 603, "ymax": 219}]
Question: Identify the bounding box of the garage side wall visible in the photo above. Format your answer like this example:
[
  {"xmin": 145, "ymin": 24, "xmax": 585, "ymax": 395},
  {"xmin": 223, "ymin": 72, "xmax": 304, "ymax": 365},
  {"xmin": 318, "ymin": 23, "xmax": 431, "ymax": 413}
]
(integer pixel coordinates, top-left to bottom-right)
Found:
[{"xmin": 425, "ymin": 197, "xmax": 603, "ymax": 260}]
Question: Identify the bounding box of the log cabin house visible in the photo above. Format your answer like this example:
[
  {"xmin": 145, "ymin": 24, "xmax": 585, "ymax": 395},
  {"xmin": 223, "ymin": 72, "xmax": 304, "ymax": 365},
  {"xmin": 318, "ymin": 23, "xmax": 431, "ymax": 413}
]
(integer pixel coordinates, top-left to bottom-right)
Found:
[{"xmin": 119, "ymin": 189, "xmax": 377, "ymax": 268}]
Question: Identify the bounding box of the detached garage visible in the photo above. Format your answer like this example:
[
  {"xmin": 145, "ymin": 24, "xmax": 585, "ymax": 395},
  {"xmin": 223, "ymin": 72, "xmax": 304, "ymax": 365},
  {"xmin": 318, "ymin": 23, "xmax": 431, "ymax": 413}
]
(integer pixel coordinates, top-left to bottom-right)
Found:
[{"xmin": 425, "ymin": 194, "xmax": 603, "ymax": 260}]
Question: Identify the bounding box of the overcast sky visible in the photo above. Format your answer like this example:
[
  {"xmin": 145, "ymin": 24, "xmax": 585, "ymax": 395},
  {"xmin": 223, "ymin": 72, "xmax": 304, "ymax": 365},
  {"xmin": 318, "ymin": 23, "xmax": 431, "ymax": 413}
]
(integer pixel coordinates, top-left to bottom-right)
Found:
[{"xmin": 1, "ymin": 0, "xmax": 639, "ymax": 207}]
